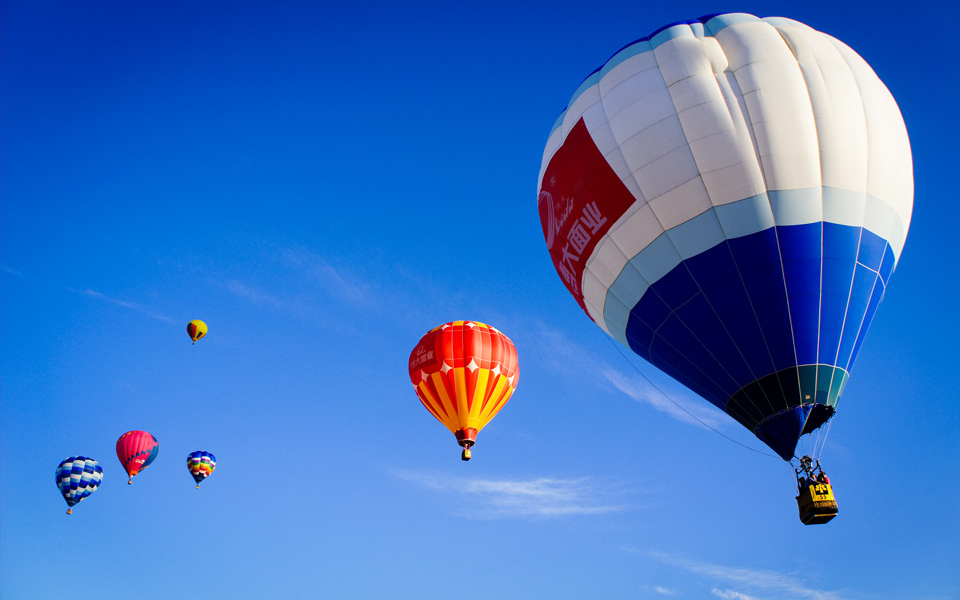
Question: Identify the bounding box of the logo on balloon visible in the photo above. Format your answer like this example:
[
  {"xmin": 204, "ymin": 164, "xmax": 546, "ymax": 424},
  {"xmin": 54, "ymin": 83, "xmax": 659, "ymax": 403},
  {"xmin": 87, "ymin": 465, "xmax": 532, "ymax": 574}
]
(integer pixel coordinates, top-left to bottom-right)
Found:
[
  {"xmin": 539, "ymin": 189, "xmax": 577, "ymax": 251},
  {"xmin": 409, "ymin": 344, "xmax": 434, "ymax": 370},
  {"xmin": 539, "ymin": 190, "xmax": 555, "ymax": 249}
]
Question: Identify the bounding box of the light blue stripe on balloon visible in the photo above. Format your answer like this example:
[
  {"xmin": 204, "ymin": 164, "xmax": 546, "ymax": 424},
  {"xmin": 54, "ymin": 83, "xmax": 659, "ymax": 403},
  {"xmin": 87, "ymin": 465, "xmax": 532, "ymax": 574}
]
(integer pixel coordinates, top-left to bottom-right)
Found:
[
  {"xmin": 551, "ymin": 71, "xmax": 603, "ymax": 137},
  {"xmin": 715, "ymin": 193, "xmax": 775, "ymax": 239},
  {"xmin": 769, "ymin": 188, "xmax": 823, "ymax": 226},
  {"xmin": 822, "ymin": 186, "xmax": 866, "ymax": 228},
  {"xmin": 600, "ymin": 39, "xmax": 653, "ymax": 79},
  {"xmin": 603, "ymin": 289, "xmax": 636, "ymax": 347},
  {"xmin": 862, "ymin": 194, "xmax": 895, "ymax": 241},
  {"xmin": 632, "ymin": 233, "xmax": 683, "ymax": 283},
  {"xmin": 549, "ymin": 110, "xmax": 566, "ymax": 137},
  {"xmin": 703, "ymin": 13, "xmax": 762, "ymax": 37},
  {"xmin": 666, "ymin": 208, "xmax": 725, "ymax": 259},
  {"xmin": 887, "ymin": 214, "xmax": 905, "ymax": 262},
  {"xmin": 569, "ymin": 72, "xmax": 601, "ymax": 110},
  {"xmin": 602, "ymin": 235, "xmax": 678, "ymax": 340}
]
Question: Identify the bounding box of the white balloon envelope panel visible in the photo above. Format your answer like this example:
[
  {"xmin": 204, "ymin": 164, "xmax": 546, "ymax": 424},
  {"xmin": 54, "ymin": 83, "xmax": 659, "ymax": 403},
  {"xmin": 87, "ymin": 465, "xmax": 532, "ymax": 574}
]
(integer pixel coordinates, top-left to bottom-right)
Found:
[{"xmin": 538, "ymin": 13, "xmax": 912, "ymax": 460}]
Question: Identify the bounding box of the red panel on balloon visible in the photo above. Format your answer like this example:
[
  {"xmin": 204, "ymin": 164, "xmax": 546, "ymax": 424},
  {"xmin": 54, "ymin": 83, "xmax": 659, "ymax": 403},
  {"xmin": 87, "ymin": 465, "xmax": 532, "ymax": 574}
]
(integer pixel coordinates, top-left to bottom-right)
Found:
[{"xmin": 538, "ymin": 118, "xmax": 636, "ymax": 310}]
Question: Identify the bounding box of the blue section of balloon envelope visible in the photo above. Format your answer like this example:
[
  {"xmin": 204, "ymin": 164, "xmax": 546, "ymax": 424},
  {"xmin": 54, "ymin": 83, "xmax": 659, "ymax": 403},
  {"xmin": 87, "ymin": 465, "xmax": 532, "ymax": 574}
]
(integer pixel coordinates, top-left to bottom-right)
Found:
[{"xmin": 621, "ymin": 222, "xmax": 892, "ymax": 458}]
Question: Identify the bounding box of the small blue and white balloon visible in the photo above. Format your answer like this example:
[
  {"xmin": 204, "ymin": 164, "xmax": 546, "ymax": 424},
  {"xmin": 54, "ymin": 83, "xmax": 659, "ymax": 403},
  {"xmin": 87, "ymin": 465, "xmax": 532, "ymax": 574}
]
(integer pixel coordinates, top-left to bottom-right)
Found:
[{"xmin": 56, "ymin": 456, "xmax": 103, "ymax": 514}]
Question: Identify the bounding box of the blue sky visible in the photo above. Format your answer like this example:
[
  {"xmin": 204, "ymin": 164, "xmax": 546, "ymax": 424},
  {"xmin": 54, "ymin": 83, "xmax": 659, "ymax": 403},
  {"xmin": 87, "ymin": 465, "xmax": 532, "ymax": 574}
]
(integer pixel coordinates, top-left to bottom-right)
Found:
[{"xmin": 2, "ymin": 1, "xmax": 958, "ymax": 599}]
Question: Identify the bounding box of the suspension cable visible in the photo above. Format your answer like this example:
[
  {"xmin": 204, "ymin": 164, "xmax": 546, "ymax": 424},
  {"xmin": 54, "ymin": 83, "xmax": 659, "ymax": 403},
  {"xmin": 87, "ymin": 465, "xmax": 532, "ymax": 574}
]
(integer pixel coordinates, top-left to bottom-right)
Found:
[{"xmin": 814, "ymin": 415, "xmax": 835, "ymax": 461}]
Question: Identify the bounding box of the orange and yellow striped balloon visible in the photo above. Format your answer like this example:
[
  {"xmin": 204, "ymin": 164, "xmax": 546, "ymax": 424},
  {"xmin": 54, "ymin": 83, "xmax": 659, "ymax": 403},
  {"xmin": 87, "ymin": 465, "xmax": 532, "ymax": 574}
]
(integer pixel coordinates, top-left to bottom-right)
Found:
[{"xmin": 408, "ymin": 321, "xmax": 519, "ymax": 460}]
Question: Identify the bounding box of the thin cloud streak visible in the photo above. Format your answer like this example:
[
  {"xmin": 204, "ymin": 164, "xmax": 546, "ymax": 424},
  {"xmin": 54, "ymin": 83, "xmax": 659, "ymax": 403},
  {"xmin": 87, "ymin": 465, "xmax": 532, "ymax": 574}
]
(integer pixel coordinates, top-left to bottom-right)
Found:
[
  {"xmin": 2, "ymin": 265, "xmax": 175, "ymax": 323},
  {"xmin": 281, "ymin": 246, "xmax": 374, "ymax": 305},
  {"xmin": 713, "ymin": 589, "xmax": 760, "ymax": 600},
  {"xmin": 221, "ymin": 278, "xmax": 340, "ymax": 328},
  {"xmin": 644, "ymin": 551, "xmax": 847, "ymax": 600},
  {"xmin": 224, "ymin": 279, "xmax": 290, "ymax": 311},
  {"xmin": 394, "ymin": 471, "xmax": 629, "ymax": 518},
  {"xmin": 69, "ymin": 287, "xmax": 176, "ymax": 324},
  {"xmin": 219, "ymin": 246, "xmax": 380, "ymax": 323},
  {"xmin": 653, "ymin": 586, "xmax": 679, "ymax": 596},
  {"xmin": 600, "ymin": 366, "xmax": 725, "ymax": 429},
  {"xmin": 533, "ymin": 323, "xmax": 725, "ymax": 429},
  {"xmin": 220, "ymin": 276, "xmax": 361, "ymax": 327}
]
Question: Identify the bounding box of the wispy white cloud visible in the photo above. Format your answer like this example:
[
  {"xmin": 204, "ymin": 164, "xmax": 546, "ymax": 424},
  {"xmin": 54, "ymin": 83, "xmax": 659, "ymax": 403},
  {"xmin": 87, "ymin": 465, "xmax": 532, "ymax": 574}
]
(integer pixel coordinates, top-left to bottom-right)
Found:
[
  {"xmin": 222, "ymin": 277, "xmax": 341, "ymax": 329},
  {"xmin": 532, "ymin": 323, "xmax": 725, "ymax": 429},
  {"xmin": 69, "ymin": 287, "xmax": 176, "ymax": 324},
  {"xmin": 76, "ymin": 288, "xmax": 137, "ymax": 308},
  {"xmin": 224, "ymin": 279, "xmax": 290, "ymax": 311},
  {"xmin": 653, "ymin": 586, "xmax": 679, "ymax": 596},
  {"xmin": 600, "ymin": 365, "xmax": 725, "ymax": 429},
  {"xmin": 394, "ymin": 471, "xmax": 629, "ymax": 518},
  {"xmin": 3, "ymin": 265, "xmax": 176, "ymax": 324},
  {"xmin": 713, "ymin": 588, "xmax": 760, "ymax": 600},
  {"xmin": 281, "ymin": 246, "xmax": 374, "ymax": 304},
  {"xmin": 218, "ymin": 246, "xmax": 380, "ymax": 325},
  {"xmin": 641, "ymin": 551, "xmax": 846, "ymax": 600}
]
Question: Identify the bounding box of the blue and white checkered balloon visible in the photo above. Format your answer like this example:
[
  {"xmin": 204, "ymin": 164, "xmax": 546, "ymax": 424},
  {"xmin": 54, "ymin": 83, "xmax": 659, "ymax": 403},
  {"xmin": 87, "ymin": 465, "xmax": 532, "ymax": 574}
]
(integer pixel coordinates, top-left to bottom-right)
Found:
[{"xmin": 55, "ymin": 456, "xmax": 103, "ymax": 514}]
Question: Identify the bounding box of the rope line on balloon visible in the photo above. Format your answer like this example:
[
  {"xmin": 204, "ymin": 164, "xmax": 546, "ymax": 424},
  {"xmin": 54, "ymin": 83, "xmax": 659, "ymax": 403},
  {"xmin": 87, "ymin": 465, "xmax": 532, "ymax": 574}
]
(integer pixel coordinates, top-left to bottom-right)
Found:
[
  {"xmin": 813, "ymin": 415, "xmax": 834, "ymax": 461},
  {"xmin": 604, "ymin": 335, "xmax": 781, "ymax": 460}
]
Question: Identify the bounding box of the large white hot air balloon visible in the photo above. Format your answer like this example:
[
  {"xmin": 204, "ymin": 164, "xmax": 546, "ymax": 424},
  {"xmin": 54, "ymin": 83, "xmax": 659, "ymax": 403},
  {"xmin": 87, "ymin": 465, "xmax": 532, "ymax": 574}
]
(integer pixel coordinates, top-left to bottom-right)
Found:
[{"xmin": 538, "ymin": 13, "xmax": 912, "ymax": 464}]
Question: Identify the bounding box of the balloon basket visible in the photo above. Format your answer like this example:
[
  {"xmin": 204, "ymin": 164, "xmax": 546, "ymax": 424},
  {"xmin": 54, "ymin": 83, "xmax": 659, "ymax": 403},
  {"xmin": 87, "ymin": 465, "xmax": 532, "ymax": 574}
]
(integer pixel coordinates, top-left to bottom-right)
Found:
[{"xmin": 796, "ymin": 483, "xmax": 838, "ymax": 525}]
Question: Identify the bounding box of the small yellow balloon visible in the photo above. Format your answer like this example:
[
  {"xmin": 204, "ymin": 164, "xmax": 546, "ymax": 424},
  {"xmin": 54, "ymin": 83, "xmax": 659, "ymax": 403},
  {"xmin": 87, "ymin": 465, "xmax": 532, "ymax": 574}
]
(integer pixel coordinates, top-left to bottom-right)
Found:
[{"xmin": 187, "ymin": 320, "xmax": 208, "ymax": 345}]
